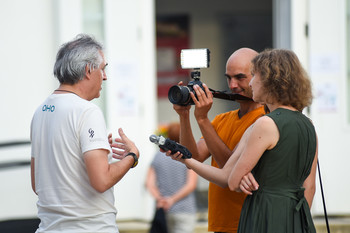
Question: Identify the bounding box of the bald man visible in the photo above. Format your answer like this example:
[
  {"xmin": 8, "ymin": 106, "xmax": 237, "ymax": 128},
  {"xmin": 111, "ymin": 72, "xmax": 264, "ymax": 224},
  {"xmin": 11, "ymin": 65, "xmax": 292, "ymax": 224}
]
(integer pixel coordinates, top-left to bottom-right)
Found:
[{"xmin": 172, "ymin": 48, "xmax": 265, "ymax": 233}]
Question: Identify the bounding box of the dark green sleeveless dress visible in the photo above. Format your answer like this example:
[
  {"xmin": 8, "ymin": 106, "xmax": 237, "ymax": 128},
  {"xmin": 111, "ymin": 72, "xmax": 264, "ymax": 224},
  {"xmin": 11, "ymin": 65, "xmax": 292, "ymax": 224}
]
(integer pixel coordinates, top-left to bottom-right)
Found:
[{"xmin": 237, "ymin": 108, "xmax": 317, "ymax": 233}]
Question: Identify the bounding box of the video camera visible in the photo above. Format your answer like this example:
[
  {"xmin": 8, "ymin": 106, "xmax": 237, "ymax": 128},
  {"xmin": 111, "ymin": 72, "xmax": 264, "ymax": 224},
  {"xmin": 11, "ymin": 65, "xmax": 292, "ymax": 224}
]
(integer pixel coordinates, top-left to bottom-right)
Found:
[{"xmin": 168, "ymin": 48, "xmax": 252, "ymax": 106}]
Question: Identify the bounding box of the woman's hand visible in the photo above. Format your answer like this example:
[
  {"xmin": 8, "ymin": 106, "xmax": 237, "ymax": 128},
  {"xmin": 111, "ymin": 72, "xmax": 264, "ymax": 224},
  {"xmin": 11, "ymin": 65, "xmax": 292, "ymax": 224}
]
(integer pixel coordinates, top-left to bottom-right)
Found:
[
  {"xmin": 165, "ymin": 150, "xmax": 185, "ymax": 163},
  {"xmin": 239, "ymin": 172, "xmax": 259, "ymax": 195}
]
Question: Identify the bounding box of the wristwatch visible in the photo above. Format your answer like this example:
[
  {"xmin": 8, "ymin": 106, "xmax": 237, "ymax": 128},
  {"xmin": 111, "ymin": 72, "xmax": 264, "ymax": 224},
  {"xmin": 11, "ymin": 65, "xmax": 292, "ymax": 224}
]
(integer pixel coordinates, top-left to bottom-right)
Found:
[{"xmin": 126, "ymin": 152, "xmax": 138, "ymax": 168}]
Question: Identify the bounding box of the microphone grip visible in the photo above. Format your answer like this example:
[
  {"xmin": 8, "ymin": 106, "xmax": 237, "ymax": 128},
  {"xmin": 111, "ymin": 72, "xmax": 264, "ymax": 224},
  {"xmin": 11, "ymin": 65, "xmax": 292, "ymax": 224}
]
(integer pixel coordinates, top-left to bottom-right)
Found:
[{"xmin": 159, "ymin": 139, "xmax": 192, "ymax": 159}]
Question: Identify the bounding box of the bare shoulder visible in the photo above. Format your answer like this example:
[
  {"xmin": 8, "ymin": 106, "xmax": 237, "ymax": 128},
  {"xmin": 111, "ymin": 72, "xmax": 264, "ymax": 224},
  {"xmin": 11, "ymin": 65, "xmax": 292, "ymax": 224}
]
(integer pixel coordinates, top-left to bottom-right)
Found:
[
  {"xmin": 242, "ymin": 116, "xmax": 275, "ymax": 136},
  {"xmin": 253, "ymin": 115, "xmax": 276, "ymax": 130},
  {"xmin": 249, "ymin": 116, "xmax": 279, "ymax": 149}
]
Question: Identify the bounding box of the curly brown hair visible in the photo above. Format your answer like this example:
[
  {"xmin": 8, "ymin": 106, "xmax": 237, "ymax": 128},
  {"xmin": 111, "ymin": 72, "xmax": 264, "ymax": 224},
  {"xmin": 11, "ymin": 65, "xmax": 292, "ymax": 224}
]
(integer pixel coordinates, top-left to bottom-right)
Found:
[{"xmin": 251, "ymin": 49, "xmax": 312, "ymax": 111}]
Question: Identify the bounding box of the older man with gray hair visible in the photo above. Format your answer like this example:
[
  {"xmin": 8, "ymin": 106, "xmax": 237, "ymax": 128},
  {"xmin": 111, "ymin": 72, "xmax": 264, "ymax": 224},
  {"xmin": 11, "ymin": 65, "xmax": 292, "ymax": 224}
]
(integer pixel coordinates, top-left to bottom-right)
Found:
[{"xmin": 30, "ymin": 34, "xmax": 139, "ymax": 233}]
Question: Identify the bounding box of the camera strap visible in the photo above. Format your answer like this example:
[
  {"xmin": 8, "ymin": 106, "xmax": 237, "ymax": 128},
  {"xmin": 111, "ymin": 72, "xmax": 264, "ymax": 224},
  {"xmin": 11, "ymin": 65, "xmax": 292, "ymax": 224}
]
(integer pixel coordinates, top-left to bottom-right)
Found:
[
  {"xmin": 209, "ymin": 88, "xmax": 253, "ymax": 101},
  {"xmin": 317, "ymin": 159, "xmax": 331, "ymax": 233}
]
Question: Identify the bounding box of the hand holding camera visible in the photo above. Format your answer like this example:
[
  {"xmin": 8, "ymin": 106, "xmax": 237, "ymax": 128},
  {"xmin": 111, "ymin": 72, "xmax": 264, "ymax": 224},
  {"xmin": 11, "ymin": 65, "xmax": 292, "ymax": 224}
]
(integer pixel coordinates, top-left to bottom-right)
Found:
[{"xmin": 168, "ymin": 48, "xmax": 253, "ymax": 106}]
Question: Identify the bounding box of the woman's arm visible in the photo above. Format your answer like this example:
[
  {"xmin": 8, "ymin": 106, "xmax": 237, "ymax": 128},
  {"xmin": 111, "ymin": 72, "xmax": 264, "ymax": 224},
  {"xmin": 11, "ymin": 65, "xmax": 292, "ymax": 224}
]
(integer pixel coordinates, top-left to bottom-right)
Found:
[
  {"xmin": 303, "ymin": 134, "xmax": 318, "ymax": 207},
  {"xmin": 228, "ymin": 116, "xmax": 279, "ymax": 191},
  {"xmin": 170, "ymin": 123, "xmax": 257, "ymax": 188},
  {"xmin": 169, "ymin": 116, "xmax": 277, "ymax": 190}
]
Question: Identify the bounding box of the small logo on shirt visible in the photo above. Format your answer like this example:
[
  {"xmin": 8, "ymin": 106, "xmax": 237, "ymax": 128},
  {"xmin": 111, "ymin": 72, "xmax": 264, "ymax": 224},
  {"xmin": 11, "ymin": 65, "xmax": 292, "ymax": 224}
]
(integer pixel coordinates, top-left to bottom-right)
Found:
[
  {"xmin": 88, "ymin": 128, "xmax": 95, "ymax": 138},
  {"xmin": 42, "ymin": 105, "xmax": 55, "ymax": 112}
]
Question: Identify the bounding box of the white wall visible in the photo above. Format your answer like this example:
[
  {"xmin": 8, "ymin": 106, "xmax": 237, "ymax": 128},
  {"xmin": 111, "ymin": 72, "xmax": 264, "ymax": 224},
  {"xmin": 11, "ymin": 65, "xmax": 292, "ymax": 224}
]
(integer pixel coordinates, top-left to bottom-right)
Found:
[
  {"xmin": 0, "ymin": 0, "xmax": 57, "ymax": 143},
  {"xmin": 308, "ymin": 0, "xmax": 350, "ymax": 215},
  {"xmin": 0, "ymin": 0, "xmax": 57, "ymax": 221}
]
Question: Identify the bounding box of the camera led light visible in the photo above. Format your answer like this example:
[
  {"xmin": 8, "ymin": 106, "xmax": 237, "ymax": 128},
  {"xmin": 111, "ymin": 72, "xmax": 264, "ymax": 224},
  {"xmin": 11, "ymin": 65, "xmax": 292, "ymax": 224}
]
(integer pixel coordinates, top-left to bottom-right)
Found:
[{"xmin": 180, "ymin": 49, "xmax": 210, "ymax": 69}]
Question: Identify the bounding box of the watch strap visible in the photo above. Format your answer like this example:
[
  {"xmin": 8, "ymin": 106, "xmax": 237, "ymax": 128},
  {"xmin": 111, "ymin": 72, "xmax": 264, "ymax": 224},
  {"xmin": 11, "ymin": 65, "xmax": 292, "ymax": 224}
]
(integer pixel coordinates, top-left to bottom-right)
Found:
[{"xmin": 126, "ymin": 152, "xmax": 138, "ymax": 168}]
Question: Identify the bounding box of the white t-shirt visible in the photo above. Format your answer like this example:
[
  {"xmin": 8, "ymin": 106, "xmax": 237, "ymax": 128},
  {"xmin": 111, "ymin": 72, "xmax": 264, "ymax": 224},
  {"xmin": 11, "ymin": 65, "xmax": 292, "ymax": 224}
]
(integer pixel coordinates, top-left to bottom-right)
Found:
[{"xmin": 31, "ymin": 93, "xmax": 118, "ymax": 233}]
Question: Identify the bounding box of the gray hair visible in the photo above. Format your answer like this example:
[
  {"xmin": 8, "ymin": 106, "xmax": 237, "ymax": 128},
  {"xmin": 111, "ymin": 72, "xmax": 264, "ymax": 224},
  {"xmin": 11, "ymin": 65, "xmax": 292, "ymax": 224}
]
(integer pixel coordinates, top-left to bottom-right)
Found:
[{"xmin": 53, "ymin": 34, "xmax": 104, "ymax": 84}]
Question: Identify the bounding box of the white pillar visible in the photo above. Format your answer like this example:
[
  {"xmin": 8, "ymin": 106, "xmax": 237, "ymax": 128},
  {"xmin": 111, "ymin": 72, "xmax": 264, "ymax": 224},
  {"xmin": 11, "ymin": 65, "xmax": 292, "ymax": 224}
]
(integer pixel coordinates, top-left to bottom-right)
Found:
[
  {"xmin": 104, "ymin": 0, "xmax": 156, "ymax": 220},
  {"xmin": 290, "ymin": 0, "xmax": 309, "ymax": 68}
]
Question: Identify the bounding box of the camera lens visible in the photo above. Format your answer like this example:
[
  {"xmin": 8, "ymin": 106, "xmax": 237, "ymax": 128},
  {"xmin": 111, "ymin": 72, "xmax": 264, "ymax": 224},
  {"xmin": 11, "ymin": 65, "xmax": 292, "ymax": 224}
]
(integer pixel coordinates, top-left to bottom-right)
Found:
[{"xmin": 168, "ymin": 85, "xmax": 190, "ymax": 105}]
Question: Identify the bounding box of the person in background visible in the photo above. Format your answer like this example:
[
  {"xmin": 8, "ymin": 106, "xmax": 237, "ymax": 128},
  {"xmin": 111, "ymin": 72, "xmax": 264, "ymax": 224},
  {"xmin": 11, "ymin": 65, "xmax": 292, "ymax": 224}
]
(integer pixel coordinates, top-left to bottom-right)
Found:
[
  {"xmin": 169, "ymin": 49, "xmax": 318, "ymax": 233},
  {"xmin": 146, "ymin": 122, "xmax": 198, "ymax": 233},
  {"xmin": 30, "ymin": 34, "xmax": 139, "ymax": 233},
  {"xmin": 171, "ymin": 48, "xmax": 265, "ymax": 232}
]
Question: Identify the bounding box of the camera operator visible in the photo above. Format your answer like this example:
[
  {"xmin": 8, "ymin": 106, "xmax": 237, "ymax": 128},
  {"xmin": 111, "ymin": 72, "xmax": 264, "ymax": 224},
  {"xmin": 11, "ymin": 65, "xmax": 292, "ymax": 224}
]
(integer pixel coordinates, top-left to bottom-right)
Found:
[{"xmin": 172, "ymin": 48, "xmax": 265, "ymax": 233}]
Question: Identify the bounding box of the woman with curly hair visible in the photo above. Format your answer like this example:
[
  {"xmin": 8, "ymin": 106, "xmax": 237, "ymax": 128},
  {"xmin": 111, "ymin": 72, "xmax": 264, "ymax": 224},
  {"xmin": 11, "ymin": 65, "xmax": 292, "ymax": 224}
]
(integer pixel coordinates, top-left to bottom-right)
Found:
[{"xmin": 168, "ymin": 49, "xmax": 318, "ymax": 233}]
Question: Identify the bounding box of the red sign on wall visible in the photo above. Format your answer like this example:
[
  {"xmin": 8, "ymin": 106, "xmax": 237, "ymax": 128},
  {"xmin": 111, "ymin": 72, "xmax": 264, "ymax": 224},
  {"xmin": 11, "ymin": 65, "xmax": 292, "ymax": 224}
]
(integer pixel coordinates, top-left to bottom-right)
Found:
[{"xmin": 156, "ymin": 15, "xmax": 190, "ymax": 98}]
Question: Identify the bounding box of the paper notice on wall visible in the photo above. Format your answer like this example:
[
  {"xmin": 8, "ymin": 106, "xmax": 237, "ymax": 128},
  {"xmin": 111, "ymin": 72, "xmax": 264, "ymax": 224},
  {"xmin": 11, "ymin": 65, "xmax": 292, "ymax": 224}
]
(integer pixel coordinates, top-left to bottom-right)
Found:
[
  {"xmin": 310, "ymin": 52, "xmax": 340, "ymax": 75},
  {"xmin": 314, "ymin": 82, "xmax": 338, "ymax": 113},
  {"xmin": 111, "ymin": 61, "xmax": 139, "ymax": 116}
]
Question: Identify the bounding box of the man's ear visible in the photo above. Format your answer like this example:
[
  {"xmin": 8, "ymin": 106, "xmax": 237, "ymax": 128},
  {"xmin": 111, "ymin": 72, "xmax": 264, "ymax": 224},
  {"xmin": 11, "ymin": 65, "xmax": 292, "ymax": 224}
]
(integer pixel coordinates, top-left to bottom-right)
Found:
[{"xmin": 85, "ymin": 64, "xmax": 91, "ymax": 79}]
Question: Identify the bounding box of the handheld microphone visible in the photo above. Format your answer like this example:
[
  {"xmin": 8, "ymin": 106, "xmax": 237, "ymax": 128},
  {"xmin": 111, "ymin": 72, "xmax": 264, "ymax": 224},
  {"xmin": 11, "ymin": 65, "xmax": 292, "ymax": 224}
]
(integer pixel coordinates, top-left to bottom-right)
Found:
[{"xmin": 149, "ymin": 135, "xmax": 192, "ymax": 159}]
